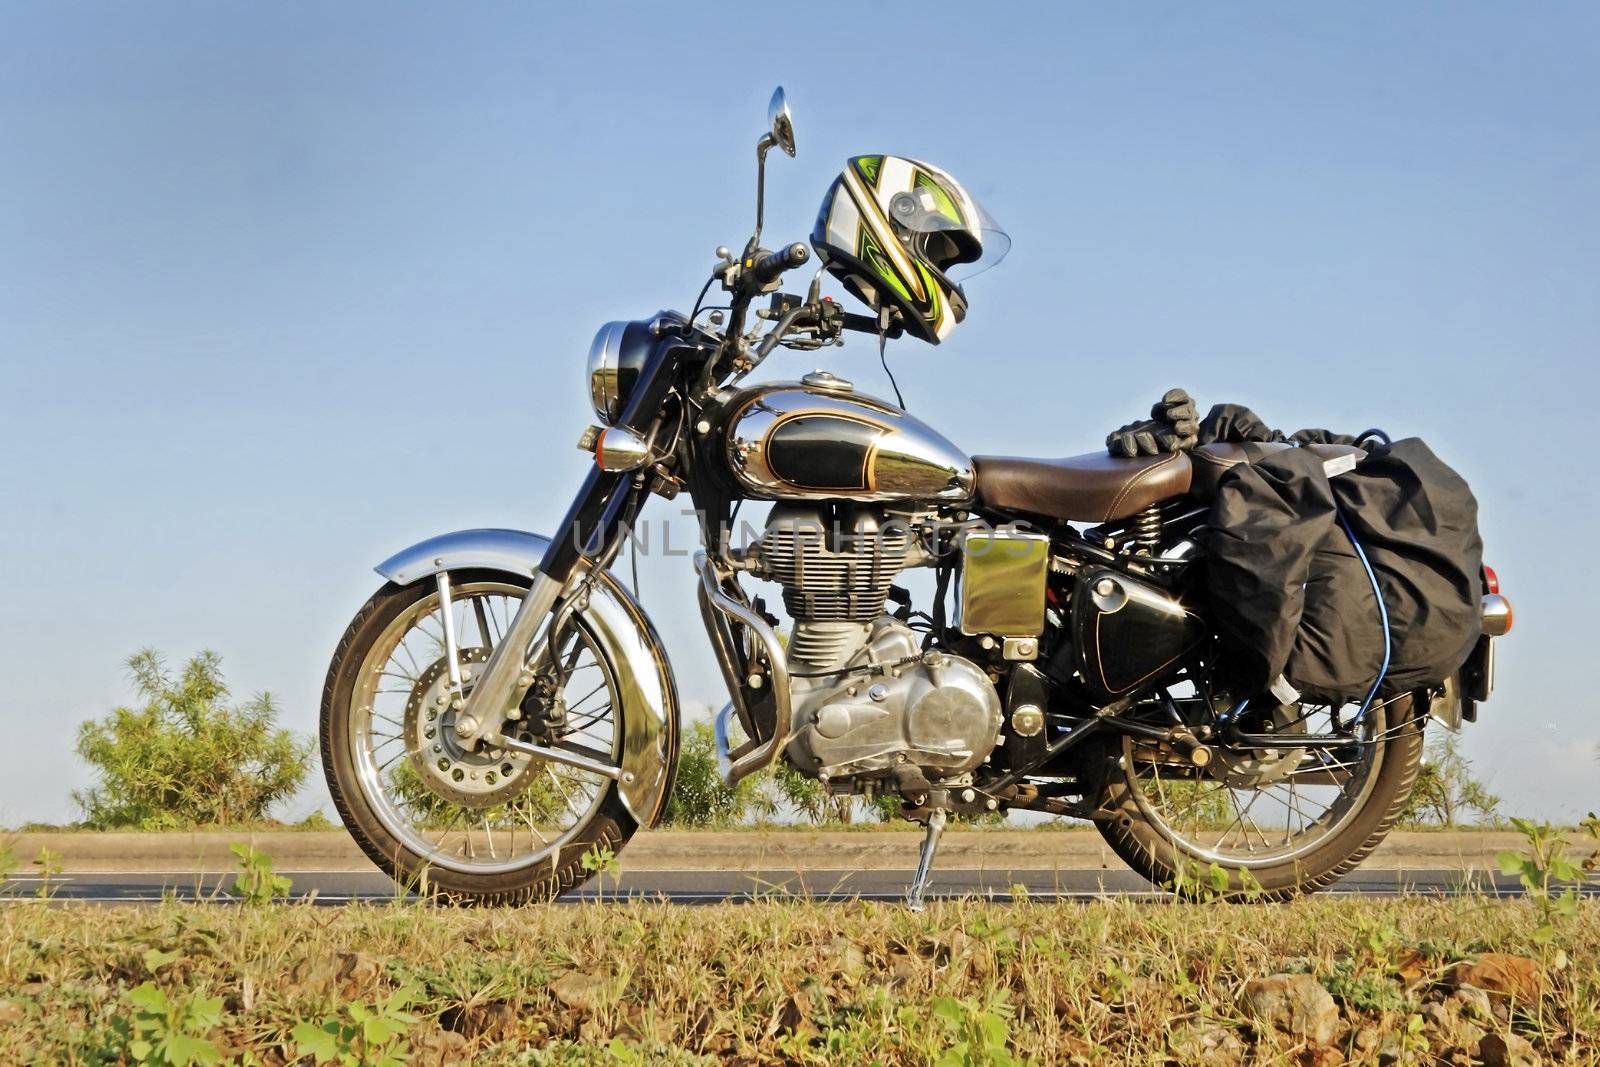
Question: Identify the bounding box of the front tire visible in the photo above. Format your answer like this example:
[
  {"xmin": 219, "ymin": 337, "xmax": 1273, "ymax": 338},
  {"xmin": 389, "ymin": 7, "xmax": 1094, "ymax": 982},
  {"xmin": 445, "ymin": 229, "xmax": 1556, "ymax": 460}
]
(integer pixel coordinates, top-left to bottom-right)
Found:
[
  {"xmin": 1091, "ymin": 695, "xmax": 1423, "ymax": 900},
  {"xmin": 322, "ymin": 570, "xmax": 635, "ymax": 904}
]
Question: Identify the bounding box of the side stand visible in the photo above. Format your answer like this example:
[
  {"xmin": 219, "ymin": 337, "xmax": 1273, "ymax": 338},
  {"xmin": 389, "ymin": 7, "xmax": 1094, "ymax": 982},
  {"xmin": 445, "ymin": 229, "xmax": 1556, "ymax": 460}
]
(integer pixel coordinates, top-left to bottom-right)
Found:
[{"xmin": 905, "ymin": 808, "xmax": 947, "ymax": 912}]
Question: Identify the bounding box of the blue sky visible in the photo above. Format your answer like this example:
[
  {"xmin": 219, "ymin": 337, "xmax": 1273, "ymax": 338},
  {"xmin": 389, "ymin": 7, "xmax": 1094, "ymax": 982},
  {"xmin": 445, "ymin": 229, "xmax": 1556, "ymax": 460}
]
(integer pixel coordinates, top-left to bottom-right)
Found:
[{"xmin": 2, "ymin": 3, "xmax": 1596, "ymax": 824}]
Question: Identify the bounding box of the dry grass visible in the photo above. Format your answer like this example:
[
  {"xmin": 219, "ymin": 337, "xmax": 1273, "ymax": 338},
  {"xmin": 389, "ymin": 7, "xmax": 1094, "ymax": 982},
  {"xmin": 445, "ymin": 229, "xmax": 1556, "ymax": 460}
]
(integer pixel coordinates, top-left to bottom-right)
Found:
[{"xmin": 0, "ymin": 894, "xmax": 1596, "ymax": 1064}]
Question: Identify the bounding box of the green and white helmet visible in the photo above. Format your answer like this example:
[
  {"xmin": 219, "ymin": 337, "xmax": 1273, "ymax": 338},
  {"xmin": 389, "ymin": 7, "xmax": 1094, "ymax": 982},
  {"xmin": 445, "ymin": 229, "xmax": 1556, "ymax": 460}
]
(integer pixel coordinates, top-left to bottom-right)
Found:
[{"xmin": 811, "ymin": 154, "xmax": 1009, "ymax": 344}]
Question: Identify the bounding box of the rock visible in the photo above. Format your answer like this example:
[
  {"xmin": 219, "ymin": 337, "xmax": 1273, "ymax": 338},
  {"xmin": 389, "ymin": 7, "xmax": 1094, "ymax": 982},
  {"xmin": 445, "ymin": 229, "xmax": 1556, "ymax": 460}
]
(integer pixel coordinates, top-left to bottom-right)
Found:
[
  {"xmin": 409, "ymin": 1027, "xmax": 469, "ymax": 1066},
  {"xmin": 1168, "ymin": 1024, "xmax": 1248, "ymax": 1066},
  {"xmin": 1375, "ymin": 1033, "xmax": 1405, "ymax": 1064},
  {"xmin": 1421, "ymin": 1001, "xmax": 1454, "ymax": 1031},
  {"xmin": 443, "ymin": 1000, "xmax": 517, "ymax": 1041},
  {"xmin": 1450, "ymin": 954, "xmax": 1541, "ymax": 1002},
  {"xmin": 1295, "ymin": 1047, "xmax": 1345, "ymax": 1066},
  {"xmin": 1420, "ymin": 998, "xmax": 1487, "ymax": 1053},
  {"xmin": 888, "ymin": 955, "xmax": 919, "ymax": 987},
  {"xmin": 1241, "ymin": 973, "xmax": 1340, "ymax": 1045},
  {"xmin": 1447, "ymin": 1021, "xmax": 1486, "ymax": 1052},
  {"xmin": 1478, "ymin": 1031, "xmax": 1538, "ymax": 1067},
  {"xmin": 288, "ymin": 951, "xmax": 384, "ymax": 999},
  {"xmin": 550, "ymin": 969, "xmax": 610, "ymax": 1012},
  {"xmin": 821, "ymin": 937, "xmax": 866, "ymax": 978},
  {"xmin": 1449, "ymin": 984, "xmax": 1493, "ymax": 1022},
  {"xmin": 1353, "ymin": 1027, "xmax": 1380, "ymax": 1054}
]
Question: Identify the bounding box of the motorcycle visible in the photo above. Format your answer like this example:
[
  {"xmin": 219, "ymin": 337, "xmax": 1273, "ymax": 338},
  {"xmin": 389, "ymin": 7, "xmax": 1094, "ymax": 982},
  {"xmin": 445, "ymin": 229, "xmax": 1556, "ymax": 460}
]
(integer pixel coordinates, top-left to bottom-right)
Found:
[{"xmin": 320, "ymin": 89, "xmax": 1510, "ymax": 906}]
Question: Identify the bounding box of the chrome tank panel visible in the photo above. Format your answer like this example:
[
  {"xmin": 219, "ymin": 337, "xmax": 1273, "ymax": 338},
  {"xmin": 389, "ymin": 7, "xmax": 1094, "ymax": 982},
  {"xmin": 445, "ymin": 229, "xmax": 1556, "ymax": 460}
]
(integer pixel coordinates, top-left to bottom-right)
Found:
[{"xmin": 723, "ymin": 383, "xmax": 974, "ymax": 503}]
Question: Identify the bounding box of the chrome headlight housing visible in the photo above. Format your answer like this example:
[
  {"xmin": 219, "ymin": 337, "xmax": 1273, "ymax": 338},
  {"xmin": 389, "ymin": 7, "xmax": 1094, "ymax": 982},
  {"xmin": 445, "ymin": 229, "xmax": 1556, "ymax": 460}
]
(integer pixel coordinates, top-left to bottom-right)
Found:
[{"xmin": 586, "ymin": 320, "xmax": 630, "ymax": 424}]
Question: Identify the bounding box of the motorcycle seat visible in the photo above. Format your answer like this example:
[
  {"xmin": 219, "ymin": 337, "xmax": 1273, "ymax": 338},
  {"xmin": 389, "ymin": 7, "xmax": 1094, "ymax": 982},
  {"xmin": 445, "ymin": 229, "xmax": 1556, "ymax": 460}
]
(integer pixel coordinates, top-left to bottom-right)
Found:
[{"xmin": 971, "ymin": 449, "xmax": 1194, "ymax": 523}]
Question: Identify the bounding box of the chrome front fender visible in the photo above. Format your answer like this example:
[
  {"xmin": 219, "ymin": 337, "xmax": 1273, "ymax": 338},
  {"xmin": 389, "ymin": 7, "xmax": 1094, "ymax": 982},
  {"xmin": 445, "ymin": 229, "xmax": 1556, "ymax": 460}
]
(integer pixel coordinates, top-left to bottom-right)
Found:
[{"xmin": 376, "ymin": 529, "xmax": 679, "ymax": 828}]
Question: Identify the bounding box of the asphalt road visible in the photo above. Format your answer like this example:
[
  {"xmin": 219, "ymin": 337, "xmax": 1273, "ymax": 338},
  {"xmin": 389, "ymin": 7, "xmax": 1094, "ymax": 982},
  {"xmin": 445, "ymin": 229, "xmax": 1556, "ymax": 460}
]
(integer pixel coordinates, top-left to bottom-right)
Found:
[{"xmin": 6, "ymin": 867, "xmax": 1587, "ymax": 904}]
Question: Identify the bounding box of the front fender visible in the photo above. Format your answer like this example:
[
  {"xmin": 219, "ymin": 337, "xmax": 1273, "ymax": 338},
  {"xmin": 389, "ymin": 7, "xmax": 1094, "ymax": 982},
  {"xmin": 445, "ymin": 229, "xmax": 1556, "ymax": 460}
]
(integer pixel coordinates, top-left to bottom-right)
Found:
[{"xmin": 376, "ymin": 529, "xmax": 679, "ymax": 828}]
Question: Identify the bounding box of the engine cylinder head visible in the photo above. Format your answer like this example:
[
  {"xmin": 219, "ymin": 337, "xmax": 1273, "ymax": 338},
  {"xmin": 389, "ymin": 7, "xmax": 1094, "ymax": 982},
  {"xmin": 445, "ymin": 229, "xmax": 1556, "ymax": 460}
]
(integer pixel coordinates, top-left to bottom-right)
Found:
[{"xmin": 752, "ymin": 504, "xmax": 914, "ymax": 622}]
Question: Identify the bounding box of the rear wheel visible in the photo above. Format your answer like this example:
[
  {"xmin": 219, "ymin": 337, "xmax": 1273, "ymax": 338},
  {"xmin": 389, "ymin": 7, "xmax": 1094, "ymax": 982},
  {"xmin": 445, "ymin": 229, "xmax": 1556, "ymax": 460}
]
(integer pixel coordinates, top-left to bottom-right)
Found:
[
  {"xmin": 1092, "ymin": 693, "xmax": 1423, "ymax": 899},
  {"xmin": 322, "ymin": 569, "xmax": 634, "ymax": 904}
]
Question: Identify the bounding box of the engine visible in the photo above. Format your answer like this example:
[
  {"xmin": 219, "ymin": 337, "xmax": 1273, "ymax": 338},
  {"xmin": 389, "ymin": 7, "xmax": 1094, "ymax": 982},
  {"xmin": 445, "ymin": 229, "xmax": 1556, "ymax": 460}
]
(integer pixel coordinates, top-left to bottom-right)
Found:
[{"xmin": 744, "ymin": 503, "xmax": 1004, "ymax": 786}]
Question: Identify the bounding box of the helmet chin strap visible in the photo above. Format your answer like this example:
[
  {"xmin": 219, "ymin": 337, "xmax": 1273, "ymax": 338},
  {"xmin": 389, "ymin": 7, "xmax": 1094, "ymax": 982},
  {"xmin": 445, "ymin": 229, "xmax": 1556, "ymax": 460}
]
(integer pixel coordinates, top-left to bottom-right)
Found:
[{"xmin": 878, "ymin": 307, "xmax": 906, "ymax": 409}]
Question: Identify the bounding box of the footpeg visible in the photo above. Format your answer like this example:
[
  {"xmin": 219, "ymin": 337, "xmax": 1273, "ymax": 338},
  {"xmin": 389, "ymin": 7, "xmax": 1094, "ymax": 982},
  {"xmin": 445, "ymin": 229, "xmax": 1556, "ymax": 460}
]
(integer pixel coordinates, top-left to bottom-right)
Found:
[{"xmin": 906, "ymin": 808, "xmax": 947, "ymax": 912}]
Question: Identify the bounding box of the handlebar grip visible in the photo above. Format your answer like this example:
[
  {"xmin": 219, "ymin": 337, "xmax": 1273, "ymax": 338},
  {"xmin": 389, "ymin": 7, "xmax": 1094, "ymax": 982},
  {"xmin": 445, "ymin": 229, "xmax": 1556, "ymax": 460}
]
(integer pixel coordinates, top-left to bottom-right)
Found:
[{"xmin": 745, "ymin": 242, "xmax": 810, "ymax": 290}]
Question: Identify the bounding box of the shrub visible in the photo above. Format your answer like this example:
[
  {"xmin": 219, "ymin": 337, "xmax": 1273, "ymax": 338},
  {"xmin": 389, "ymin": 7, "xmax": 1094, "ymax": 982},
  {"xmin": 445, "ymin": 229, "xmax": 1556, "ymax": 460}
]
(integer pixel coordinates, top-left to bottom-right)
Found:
[
  {"xmin": 73, "ymin": 650, "xmax": 313, "ymax": 829},
  {"xmin": 662, "ymin": 720, "xmax": 775, "ymax": 826},
  {"xmin": 1401, "ymin": 731, "xmax": 1500, "ymax": 828}
]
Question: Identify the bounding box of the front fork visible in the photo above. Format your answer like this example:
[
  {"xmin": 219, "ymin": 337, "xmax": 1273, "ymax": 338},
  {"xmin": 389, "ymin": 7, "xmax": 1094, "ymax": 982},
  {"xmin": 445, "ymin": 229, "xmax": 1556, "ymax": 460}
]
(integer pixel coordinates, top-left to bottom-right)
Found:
[{"xmin": 453, "ymin": 466, "xmax": 632, "ymax": 750}]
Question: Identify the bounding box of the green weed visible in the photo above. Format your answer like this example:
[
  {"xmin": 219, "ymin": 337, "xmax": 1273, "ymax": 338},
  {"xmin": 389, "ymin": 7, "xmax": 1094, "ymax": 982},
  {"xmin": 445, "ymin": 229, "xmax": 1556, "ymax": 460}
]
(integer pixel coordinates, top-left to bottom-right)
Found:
[
  {"xmin": 114, "ymin": 980, "xmax": 224, "ymax": 1066},
  {"xmin": 1496, "ymin": 816, "xmax": 1594, "ymax": 945},
  {"xmin": 291, "ymin": 983, "xmax": 419, "ymax": 1065},
  {"xmin": 227, "ymin": 843, "xmax": 291, "ymax": 905},
  {"xmin": 928, "ymin": 993, "xmax": 1032, "ymax": 1067}
]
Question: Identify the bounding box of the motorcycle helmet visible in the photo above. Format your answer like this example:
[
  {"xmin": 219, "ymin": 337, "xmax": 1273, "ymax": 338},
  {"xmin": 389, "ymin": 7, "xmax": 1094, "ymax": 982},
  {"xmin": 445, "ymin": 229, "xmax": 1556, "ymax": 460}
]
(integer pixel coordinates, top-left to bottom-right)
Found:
[{"xmin": 811, "ymin": 154, "xmax": 1008, "ymax": 344}]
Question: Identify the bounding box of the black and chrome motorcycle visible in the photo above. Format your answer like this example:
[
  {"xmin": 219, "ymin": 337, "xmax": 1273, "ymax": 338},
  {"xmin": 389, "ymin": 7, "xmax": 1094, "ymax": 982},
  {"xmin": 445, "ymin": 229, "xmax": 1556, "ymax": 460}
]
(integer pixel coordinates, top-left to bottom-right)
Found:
[{"xmin": 321, "ymin": 90, "xmax": 1509, "ymax": 905}]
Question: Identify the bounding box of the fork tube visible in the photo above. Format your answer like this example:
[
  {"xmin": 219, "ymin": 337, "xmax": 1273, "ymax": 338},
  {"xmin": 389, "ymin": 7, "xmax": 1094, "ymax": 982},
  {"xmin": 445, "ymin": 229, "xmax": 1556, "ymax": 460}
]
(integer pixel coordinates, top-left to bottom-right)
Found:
[
  {"xmin": 456, "ymin": 469, "xmax": 636, "ymax": 747},
  {"xmin": 436, "ymin": 572, "xmax": 463, "ymax": 692}
]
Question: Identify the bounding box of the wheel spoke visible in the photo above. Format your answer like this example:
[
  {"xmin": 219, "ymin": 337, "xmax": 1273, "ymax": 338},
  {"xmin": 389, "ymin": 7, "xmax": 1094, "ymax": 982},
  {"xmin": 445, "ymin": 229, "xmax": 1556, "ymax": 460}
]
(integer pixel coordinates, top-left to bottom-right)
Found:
[
  {"xmin": 348, "ymin": 579, "xmax": 620, "ymax": 877},
  {"xmin": 1126, "ymin": 689, "xmax": 1390, "ymax": 869}
]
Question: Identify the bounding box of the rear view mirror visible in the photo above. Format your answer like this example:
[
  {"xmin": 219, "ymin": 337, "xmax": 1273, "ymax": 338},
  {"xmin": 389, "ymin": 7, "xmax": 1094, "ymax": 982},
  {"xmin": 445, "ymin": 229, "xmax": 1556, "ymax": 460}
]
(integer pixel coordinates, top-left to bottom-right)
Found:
[{"xmin": 768, "ymin": 87, "xmax": 795, "ymax": 157}]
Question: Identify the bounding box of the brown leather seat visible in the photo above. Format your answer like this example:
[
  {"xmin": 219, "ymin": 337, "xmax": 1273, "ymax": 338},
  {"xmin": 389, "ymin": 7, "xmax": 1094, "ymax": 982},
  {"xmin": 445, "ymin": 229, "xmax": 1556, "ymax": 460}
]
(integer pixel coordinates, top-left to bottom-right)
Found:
[{"xmin": 971, "ymin": 449, "xmax": 1193, "ymax": 524}]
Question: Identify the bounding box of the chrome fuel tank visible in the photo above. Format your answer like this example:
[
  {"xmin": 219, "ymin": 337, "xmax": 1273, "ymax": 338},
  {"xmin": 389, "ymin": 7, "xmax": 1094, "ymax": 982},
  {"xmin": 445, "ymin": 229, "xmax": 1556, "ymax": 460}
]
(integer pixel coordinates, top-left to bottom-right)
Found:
[{"xmin": 722, "ymin": 379, "xmax": 974, "ymax": 503}]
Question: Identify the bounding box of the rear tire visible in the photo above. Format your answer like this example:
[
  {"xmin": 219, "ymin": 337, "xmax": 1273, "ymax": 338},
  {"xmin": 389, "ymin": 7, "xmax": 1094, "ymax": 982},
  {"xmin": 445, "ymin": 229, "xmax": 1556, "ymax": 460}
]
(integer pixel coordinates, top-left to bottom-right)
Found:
[
  {"xmin": 1091, "ymin": 696, "xmax": 1423, "ymax": 900},
  {"xmin": 321, "ymin": 571, "xmax": 635, "ymax": 905}
]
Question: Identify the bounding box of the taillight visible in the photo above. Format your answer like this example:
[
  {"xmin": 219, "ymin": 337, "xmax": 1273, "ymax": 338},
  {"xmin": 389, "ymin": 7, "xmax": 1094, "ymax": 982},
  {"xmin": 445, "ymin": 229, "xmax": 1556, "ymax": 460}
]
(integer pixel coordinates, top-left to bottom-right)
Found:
[{"xmin": 1482, "ymin": 565, "xmax": 1499, "ymax": 594}]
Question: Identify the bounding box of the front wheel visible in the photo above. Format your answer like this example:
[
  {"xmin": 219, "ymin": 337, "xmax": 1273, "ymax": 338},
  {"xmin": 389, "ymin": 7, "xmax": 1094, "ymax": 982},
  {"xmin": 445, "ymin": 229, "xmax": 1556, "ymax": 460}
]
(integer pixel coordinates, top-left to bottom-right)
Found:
[
  {"xmin": 1092, "ymin": 693, "xmax": 1423, "ymax": 899},
  {"xmin": 322, "ymin": 569, "xmax": 635, "ymax": 904}
]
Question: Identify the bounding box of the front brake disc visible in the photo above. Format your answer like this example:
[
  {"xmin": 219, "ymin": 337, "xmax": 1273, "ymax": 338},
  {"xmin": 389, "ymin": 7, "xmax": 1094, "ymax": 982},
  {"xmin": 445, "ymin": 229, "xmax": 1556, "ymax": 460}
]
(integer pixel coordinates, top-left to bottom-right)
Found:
[{"xmin": 403, "ymin": 647, "xmax": 542, "ymax": 809}]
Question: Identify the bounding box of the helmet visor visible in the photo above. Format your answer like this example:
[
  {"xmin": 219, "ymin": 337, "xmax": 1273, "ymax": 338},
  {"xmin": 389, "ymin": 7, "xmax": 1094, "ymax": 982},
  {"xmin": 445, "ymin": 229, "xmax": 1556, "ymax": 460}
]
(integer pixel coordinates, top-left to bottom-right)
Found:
[{"xmin": 891, "ymin": 185, "xmax": 1010, "ymax": 283}]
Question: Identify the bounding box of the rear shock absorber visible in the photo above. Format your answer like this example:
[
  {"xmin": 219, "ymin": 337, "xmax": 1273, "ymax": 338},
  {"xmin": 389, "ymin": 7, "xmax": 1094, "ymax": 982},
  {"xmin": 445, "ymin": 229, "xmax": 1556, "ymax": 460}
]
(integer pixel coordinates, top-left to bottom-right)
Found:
[{"xmin": 1132, "ymin": 503, "xmax": 1162, "ymax": 553}]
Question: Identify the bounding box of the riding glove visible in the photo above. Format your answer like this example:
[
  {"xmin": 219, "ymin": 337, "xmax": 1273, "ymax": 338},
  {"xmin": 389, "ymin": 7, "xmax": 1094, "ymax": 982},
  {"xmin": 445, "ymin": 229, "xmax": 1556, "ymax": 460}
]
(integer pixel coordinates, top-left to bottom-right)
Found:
[{"xmin": 1105, "ymin": 388, "xmax": 1200, "ymax": 457}]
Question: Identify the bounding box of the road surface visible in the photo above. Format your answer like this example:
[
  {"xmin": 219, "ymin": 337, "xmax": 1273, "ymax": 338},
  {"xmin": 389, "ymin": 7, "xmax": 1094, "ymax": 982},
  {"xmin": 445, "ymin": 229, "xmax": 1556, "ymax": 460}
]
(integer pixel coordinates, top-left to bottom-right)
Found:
[{"xmin": 5, "ymin": 866, "xmax": 1581, "ymax": 904}]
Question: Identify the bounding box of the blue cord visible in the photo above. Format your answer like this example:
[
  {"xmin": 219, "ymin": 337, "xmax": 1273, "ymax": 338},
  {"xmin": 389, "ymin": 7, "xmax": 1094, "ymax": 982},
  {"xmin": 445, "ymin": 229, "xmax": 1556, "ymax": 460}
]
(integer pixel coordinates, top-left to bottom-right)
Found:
[{"xmin": 1337, "ymin": 506, "xmax": 1391, "ymax": 722}]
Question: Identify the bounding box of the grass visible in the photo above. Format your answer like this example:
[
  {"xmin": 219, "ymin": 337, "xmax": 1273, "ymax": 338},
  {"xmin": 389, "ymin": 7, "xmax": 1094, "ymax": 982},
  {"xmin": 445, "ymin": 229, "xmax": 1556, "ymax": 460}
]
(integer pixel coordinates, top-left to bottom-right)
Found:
[
  {"xmin": 1, "ymin": 895, "xmax": 1595, "ymax": 1064},
  {"xmin": 3, "ymin": 814, "xmax": 339, "ymax": 834}
]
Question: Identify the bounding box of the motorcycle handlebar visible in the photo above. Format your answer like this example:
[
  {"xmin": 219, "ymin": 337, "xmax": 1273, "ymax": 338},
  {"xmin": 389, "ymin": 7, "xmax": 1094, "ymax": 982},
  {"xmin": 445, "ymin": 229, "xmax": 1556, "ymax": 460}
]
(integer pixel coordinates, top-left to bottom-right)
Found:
[{"xmin": 743, "ymin": 242, "xmax": 809, "ymax": 291}]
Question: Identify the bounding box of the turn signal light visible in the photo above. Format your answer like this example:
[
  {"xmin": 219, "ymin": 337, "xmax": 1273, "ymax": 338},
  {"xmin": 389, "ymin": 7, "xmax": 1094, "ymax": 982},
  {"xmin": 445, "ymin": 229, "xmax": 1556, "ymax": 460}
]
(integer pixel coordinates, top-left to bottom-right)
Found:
[
  {"xmin": 594, "ymin": 426, "xmax": 651, "ymax": 472},
  {"xmin": 1483, "ymin": 565, "xmax": 1500, "ymax": 594},
  {"xmin": 1481, "ymin": 593, "xmax": 1513, "ymax": 637}
]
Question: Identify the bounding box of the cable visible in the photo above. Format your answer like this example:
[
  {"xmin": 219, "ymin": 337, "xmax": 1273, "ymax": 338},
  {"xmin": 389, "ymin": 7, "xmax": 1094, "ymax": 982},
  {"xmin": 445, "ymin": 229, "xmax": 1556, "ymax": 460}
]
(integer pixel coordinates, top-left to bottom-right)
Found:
[
  {"xmin": 1337, "ymin": 506, "xmax": 1391, "ymax": 723},
  {"xmin": 629, "ymin": 533, "xmax": 640, "ymax": 600},
  {"xmin": 878, "ymin": 326, "xmax": 904, "ymax": 408},
  {"xmin": 687, "ymin": 274, "xmax": 716, "ymax": 323}
]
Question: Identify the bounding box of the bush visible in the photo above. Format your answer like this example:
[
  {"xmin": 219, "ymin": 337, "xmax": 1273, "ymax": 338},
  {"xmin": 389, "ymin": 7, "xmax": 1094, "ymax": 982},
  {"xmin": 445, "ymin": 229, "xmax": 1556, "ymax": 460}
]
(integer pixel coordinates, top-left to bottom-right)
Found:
[
  {"xmin": 773, "ymin": 760, "xmax": 902, "ymax": 825},
  {"xmin": 1400, "ymin": 731, "xmax": 1500, "ymax": 828},
  {"xmin": 662, "ymin": 721, "xmax": 775, "ymax": 827},
  {"xmin": 73, "ymin": 650, "xmax": 313, "ymax": 829}
]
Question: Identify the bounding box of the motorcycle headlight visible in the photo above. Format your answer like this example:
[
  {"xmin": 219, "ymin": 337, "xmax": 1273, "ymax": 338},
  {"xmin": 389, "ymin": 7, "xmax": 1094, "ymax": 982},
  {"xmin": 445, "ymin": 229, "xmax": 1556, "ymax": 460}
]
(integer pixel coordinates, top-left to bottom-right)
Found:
[
  {"xmin": 587, "ymin": 321, "xmax": 629, "ymax": 424},
  {"xmin": 586, "ymin": 313, "xmax": 683, "ymax": 424}
]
